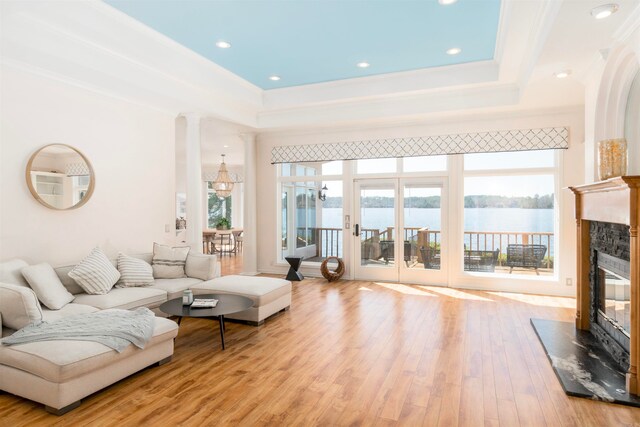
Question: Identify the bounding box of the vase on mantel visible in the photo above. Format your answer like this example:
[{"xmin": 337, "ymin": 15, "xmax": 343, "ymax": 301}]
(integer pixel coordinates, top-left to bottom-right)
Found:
[{"xmin": 598, "ymin": 138, "xmax": 627, "ymax": 180}]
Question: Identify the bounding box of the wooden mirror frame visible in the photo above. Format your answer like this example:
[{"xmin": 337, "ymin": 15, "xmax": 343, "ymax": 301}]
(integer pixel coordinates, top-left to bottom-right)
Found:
[{"xmin": 26, "ymin": 144, "xmax": 95, "ymax": 210}]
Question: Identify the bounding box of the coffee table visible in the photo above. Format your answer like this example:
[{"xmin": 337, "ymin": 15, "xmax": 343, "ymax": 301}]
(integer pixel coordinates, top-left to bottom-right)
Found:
[{"xmin": 159, "ymin": 293, "xmax": 253, "ymax": 350}]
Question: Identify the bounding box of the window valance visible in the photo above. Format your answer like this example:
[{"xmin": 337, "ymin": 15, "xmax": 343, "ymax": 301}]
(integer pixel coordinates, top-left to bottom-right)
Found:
[{"xmin": 270, "ymin": 127, "xmax": 569, "ymax": 164}]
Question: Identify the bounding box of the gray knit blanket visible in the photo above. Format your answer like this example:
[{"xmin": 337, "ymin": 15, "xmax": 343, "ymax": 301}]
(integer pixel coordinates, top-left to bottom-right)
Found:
[{"xmin": 1, "ymin": 307, "xmax": 155, "ymax": 353}]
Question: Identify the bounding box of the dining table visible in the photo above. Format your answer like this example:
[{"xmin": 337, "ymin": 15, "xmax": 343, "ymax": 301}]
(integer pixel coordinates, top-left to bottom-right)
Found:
[{"xmin": 203, "ymin": 228, "xmax": 243, "ymax": 255}]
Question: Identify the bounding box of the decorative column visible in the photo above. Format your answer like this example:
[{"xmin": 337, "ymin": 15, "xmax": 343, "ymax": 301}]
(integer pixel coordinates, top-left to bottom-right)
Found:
[
  {"xmin": 183, "ymin": 113, "xmax": 203, "ymax": 253},
  {"xmin": 242, "ymin": 133, "xmax": 258, "ymax": 275}
]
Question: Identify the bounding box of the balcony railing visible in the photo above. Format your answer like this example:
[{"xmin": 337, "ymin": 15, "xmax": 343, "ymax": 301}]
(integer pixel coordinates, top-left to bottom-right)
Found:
[{"xmin": 297, "ymin": 227, "xmax": 554, "ymax": 269}]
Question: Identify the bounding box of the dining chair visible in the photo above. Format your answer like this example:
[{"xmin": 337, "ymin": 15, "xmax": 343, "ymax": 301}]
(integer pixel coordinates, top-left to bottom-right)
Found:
[{"xmin": 232, "ymin": 230, "xmax": 243, "ymax": 253}]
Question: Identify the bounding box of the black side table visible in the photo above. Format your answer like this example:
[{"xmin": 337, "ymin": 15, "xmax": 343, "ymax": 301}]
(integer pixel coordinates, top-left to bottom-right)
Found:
[{"xmin": 285, "ymin": 256, "xmax": 304, "ymax": 281}]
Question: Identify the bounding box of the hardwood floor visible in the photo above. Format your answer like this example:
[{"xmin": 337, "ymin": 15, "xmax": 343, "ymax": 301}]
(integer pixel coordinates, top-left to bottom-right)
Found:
[{"xmin": 1, "ymin": 255, "xmax": 639, "ymax": 426}]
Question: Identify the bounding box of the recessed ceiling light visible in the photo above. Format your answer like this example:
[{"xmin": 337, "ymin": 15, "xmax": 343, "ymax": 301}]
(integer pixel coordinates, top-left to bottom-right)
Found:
[
  {"xmin": 223, "ymin": 145, "xmax": 229, "ymax": 148},
  {"xmin": 269, "ymin": 75, "xmax": 281, "ymax": 81},
  {"xmin": 591, "ymin": 4, "xmax": 619, "ymax": 19},
  {"xmin": 446, "ymin": 47, "xmax": 462, "ymax": 55},
  {"xmin": 554, "ymin": 70, "xmax": 572, "ymax": 79},
  {"xmin": 357, "ymin": 62, "xmax": 370, "ymax": 68},
  {"xmin": 438, "ymin": 0, "xmax": 458, "ymax": 4},
  {"xmin": 215, "ymin": 41, "xmax": 231, "ymax": 49}
]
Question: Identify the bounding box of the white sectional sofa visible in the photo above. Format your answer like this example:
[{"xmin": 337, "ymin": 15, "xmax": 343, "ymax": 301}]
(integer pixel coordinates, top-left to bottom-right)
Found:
[{"xmin": 0, "ymin": 252, "xmax": 292, "ymax": 414}]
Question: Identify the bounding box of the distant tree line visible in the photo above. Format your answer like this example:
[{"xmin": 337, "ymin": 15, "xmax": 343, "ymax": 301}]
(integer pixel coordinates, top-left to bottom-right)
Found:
[{"xmin": 322, "ymin": 194, "xmax": 553, "ymax": 209}]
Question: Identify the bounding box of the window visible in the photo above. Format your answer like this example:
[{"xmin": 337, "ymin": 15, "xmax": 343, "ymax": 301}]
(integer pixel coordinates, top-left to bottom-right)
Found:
[
  {"xmin": 464, "ymin": 150, "xmax": 554, "ymax": 170},
  {"xmin": 279, "ymin": 163, "xmax": 343, "ymax": 262},
  {"xmin": 463, "ymin": 150, "xmax": 556, "ymax": 276},
  {"xmin": 357, "ymin": 158, "xmax": 396, "ymax": 174},
  {"xmin": 403, "ymin": 155, "xmax": 447, "ymax": 172},
  {"xmin": 207, "ymin": 182, "xmax": 232, "ymax": 228}
]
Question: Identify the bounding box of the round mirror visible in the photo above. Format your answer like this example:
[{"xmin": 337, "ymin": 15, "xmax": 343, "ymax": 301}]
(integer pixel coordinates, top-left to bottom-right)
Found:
[{"xmin": 26, "ymin": 144, "xmax": 95, "ymax": 210}]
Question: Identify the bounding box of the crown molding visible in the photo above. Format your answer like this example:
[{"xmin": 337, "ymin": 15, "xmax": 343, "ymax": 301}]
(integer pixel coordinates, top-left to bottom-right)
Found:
[
  {"xmin": 613, "ymin": 2, "xmax": 640, "ymax": 44},
  {"xmin": 256, "ymin": 104, "xmax": 584, "ymax": 138},
  {"xmin": 1, "ymin": 58, "xmax": 178, "ymax": 116},
  {"xmin": 262, "ymin": 60, "xmax": 499, "ymax": 110},
  {"xmin": 258, "ymin": 83, "xmax": 521, "ymax": 129}
]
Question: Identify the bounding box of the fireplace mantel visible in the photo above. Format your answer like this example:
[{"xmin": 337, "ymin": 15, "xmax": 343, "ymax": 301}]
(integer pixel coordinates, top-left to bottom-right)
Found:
[{"xmin": 569, "ymin": 176, "xmax": 640, "ymax": 394}]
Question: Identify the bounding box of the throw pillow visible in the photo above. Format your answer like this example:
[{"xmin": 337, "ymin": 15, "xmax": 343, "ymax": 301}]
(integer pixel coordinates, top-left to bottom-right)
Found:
[
  {"xmin": 0, "ymin": 282, "xmax": 43, "ymax": 330},
  {"xmin": 21, "ymin": 263, "xmax": 75, "ymax": 310},
  {"xmin": 152, "ymin": 243, "xmax": 190, "ymax": 279},
  {"xmin": 185, "ymin": 253, "xmax": 218, "ymax": 281},
  {"xmin": 68, "ymin": 247, "xmax": 120, "ymax": 295},
  {"xmin": 0, "ymin": 259, "xmax": 30, "ymax": 287},
  {"xmin": 116, "ymin": 253, "xmax": 154, "ymax": 288}
]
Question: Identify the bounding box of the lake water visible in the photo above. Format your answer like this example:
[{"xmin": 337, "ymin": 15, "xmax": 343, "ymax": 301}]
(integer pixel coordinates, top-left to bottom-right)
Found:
[
  {"xmin": 322, "ymin": 207, "xmax": 553, "ymax": 232},
  {"xmin": 316, "ymin": 208, "xmax": 554, "ymax": 257}
]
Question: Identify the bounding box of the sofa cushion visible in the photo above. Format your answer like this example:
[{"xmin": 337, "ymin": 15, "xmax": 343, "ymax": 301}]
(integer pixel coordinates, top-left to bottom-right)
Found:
[
  {"xmin": 116, "ymin": 253, "xmax": 154, "ymax": 288},
  {"xmin": 191, "ymin": 275, "xmax": 292, "ymax": 307},
  {"xmin": 150, "ymin": 278, "xmax": 202, "ymax": 300},
  {"xmin": 73, "ymin": 287, "xmax": 167, "ymax": 310},
  {"xmin": 0, "ymin": 316, "xmax": 178, "ymax": 383},
  {"xmin": 152, "ymin": 243, "xmax": 190, "ymax": 279},
  {"xmin": 0, "ymin": 283, "xmax": 43, "ymax": 330},
  {"xmin": 53, "ymin": 265, "xmax": 85, "ymax": 295},
  {"xmin": 68, "ymin": 248, "xmax": 121, "ymax": 295},
  {"xmin": 21, "ymin": 263, "xmax": 75, "ymax": 310},
  {"xmin": 41, "ymin": 303, "xmax": 99, "ymax": 323},
  {"xmin": 185, "ymin": 253, "xmax": 218, "ymax": 281},
  {"xmin": 0, "ymin": 259, "xmax": 30, "ymax": 287}
]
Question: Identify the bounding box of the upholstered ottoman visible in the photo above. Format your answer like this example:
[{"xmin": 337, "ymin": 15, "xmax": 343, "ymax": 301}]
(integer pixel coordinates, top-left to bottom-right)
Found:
[
  {"xmin": 190, "ymin": 275, "xmax": 291, "ymax": 325},
  {"xmin": 0, "ymin": 317, "xmax": 178, "ymax": 415}
]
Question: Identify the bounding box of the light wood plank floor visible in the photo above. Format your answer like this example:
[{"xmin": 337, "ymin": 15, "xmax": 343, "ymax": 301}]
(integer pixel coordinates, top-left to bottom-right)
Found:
[{"xmin": 1, "ymin": 255, "xmax": 639, "ymax": 426}]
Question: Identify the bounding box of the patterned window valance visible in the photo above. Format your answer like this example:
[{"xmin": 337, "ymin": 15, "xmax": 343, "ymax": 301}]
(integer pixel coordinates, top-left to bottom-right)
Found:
[{"xmin": 270, "ymin": 127, "xmax": 569, "ymax": 164}]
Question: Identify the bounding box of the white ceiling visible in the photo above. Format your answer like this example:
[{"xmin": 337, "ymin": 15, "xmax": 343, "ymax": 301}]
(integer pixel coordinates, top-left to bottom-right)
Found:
[
  {"xmin": 175, "ymin": 117, "xmax": 248, "ymax": 168},
  {"xmin": 2, "ymin": 0, "xmax": 639, "ymax": 132}
]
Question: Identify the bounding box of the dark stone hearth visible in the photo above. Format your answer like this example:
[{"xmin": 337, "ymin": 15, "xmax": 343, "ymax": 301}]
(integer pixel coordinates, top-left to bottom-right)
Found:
[{"xmin": 531, "ymin": 318, "xmax": 640, "ymax": 407}]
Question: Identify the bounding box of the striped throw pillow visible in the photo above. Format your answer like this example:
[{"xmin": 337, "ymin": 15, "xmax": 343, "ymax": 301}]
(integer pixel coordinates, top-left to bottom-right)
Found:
[
  {"xmin": 152, "ymin": 243, "xmax": 190, "ymax": 279},
  {"xmin": 116, "ymin": 253, "xmax": 154, "ymax": 288},
  {"xmin": 68, "ymin": 248, "xmax": 120, "ymax": 295}
]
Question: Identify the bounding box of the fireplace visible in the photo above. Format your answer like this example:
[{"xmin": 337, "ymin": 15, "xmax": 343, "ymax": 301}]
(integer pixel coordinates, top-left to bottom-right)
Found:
[
  {"xmin": 596, "ymin": 262, "xmax": 631, "ymax": 339},
  {"xmin": 589, "ymin": 221, "xmax": 631, "ymax": 368},
  {"xmin": 570, "ymin": 176, "xmax": 640, "ymax": 394}
]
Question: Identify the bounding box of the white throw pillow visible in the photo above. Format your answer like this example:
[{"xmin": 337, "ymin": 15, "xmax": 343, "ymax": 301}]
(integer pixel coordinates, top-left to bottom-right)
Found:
[
  {"xmin": 116, "ymin": 253, "xmax": 154, "ymax": 288},
  {"xmin": 0, "ymin": 282, "xmax": 43, "ymax": 330},
  {"xmin": 68, "ymin": 247, "xmax": 120, "ymax": 295},
  {"xmin": 152, "ymin": 243, "xmax": 190, "ymax": 279},
  {"xmin": 185, "ymin": 253, "xmax": 218, "ymax": 281},
  {"xmin": 21, "ymin": 263, "xmax": 75, "ymax": 310},
  {"xmin": 0, "ymin": 259, "xmax": 30, "ymax": 287}
]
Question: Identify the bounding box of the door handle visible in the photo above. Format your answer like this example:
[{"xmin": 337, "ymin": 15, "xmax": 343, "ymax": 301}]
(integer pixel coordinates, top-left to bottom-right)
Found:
[{"xmin": 354, "ymin": 224, "xmax": 360, "ymax": 237}]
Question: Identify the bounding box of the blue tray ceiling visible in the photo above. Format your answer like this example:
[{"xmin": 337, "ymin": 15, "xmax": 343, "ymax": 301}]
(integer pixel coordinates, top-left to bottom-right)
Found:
[{"xmin": 106, "ymin": 0, "xmax": 501, "ymax": 89}]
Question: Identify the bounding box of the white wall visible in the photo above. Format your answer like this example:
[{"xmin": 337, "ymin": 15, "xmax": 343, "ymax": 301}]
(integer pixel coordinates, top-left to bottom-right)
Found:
[
  {"xmin": 255, "ymin": 107, "xmax": 584, "ymax": 297},
  {"xmin": 0, "ymin": 66, "xmax": 176, "ymax": 265}
]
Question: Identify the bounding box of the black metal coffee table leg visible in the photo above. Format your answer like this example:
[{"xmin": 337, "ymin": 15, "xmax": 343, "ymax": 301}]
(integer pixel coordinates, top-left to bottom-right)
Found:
[{"xmin": 219, "ymin": 315, "xmax": 225, "ymax": 350}]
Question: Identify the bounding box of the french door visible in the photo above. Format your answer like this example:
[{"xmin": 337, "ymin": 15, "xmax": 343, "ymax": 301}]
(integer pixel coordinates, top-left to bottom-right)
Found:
[{"xmin": 353, "ymin": 178, "xmax": 447, "ymax": 285}]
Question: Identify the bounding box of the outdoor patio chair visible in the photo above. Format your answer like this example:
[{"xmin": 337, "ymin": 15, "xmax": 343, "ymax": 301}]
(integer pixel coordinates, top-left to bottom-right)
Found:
[
  {"xmin": 464, "ymin": 248, "xmax": 500, "ymax": 272},
  {"xmin": 419, "ymin": 246, "xmax": 441, "ymax": 269},
  {"xmin": 506, "ymin": 244, "xmax": 547, "ymax": 274}
]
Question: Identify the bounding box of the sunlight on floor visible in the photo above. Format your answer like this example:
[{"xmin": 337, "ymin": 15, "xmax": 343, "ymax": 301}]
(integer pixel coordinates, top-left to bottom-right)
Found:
[
  {"xmin": 487, "ymin": 291, "xmax": 576, "ymax": 308},
  {"xmin": 419, "ymin": 286, "xmax": 493, "ymax": 302},
  {"xmin": 372, "ymin": 282, "xmax": 437, "ymax": 297}
]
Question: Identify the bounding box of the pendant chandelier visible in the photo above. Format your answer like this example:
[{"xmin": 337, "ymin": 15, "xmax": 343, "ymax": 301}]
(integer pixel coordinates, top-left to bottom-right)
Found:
[{"xmin": 213, "ymin": 154, "xmax": 234, "ymax": 199}]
